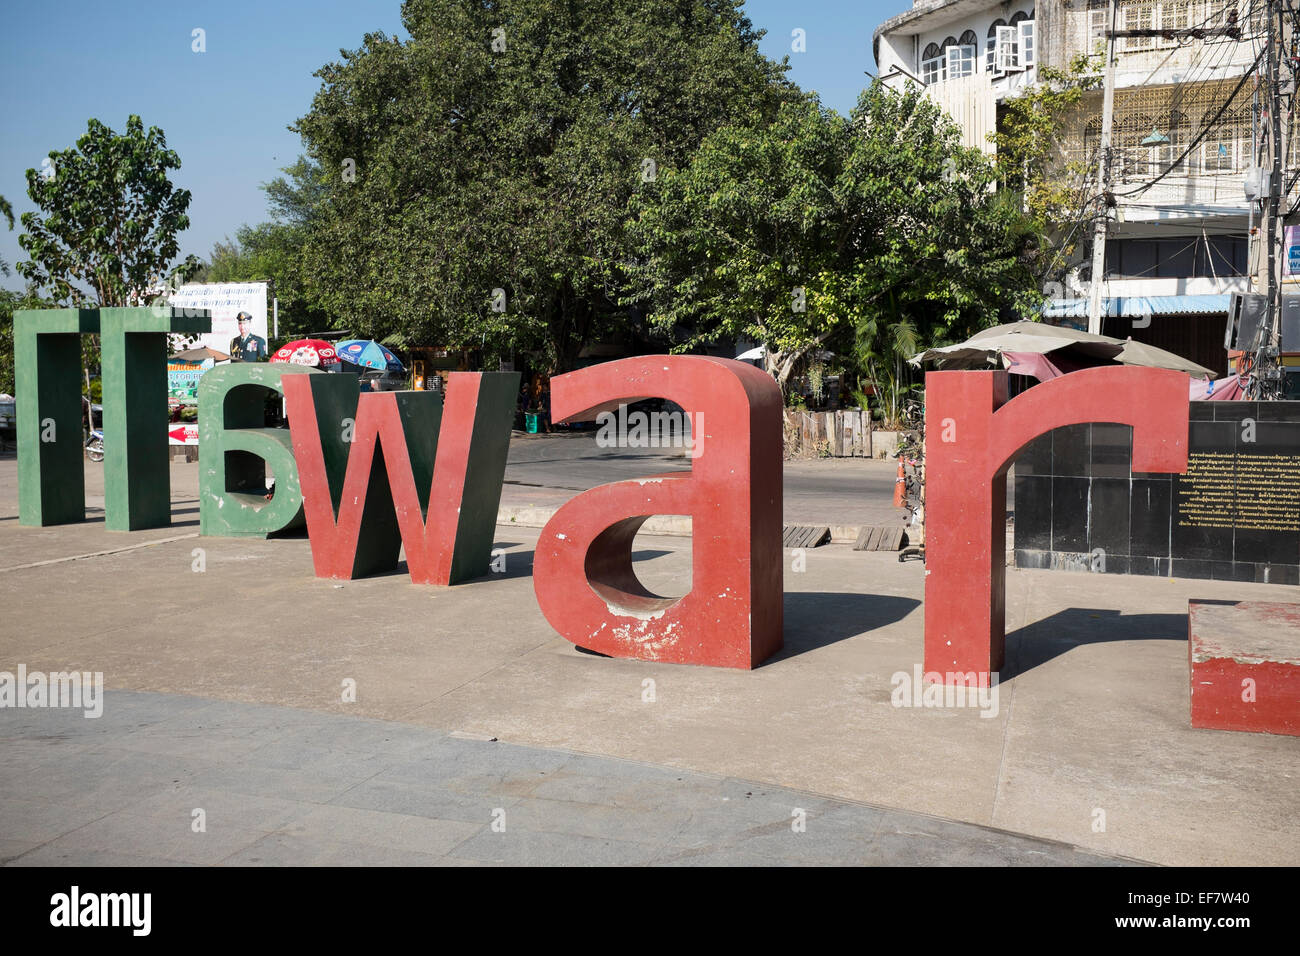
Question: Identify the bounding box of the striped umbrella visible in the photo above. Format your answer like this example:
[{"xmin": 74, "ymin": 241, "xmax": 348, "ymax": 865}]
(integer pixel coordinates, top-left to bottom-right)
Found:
[
  {"xmin": 270, "ymin": 339, "xmax": 339, "ymax": 368},
  {"xmin": 337, "ymin": 339, "xmax": 405, "ymax": 372}
]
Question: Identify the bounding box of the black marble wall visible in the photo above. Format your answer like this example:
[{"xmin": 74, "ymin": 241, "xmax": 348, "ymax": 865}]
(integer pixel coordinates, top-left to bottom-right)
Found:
[{"xmin": 1013, "ymin": 401, "xmax": 1300, "ymax": 584}]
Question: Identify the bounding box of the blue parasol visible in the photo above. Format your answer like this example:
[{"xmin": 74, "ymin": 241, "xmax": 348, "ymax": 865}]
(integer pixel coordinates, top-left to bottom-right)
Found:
[{"xmin": 337, "ymin": 339, "xmax": 406, "ymax": 372}]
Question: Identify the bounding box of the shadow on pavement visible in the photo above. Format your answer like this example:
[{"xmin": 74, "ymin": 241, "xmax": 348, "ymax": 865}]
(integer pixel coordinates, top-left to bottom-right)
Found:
[
  {"xmin": 772, "ymin": 591, "xmax": 921, "ymax": 662},
  {"xmin": 473, "ymin": 548, "xmax": 674, "ymax": 582},
  {"xmin": 1002, "ymin": 607, "xmax": 1187, "ymax": 680}
]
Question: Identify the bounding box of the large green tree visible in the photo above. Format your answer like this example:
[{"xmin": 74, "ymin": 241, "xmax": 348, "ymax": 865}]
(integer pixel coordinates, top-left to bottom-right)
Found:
[
  {"xmin": 630, "ymin": 81, "xmax": 1040, "ymax": 408},
  {"xmin": 627, "ymin": 96, "xmax": 852, "ymax": 390},
  {"xmin": 18, "ymin": 115, "xmax": 199, "ymax": 306},
  {"xmin": 196, "ymin": 220, "xmax": 324, "ymax": 343},
  {"xmin": 289, "ymin": 0, "xmax": 793, "ymax": 368}
]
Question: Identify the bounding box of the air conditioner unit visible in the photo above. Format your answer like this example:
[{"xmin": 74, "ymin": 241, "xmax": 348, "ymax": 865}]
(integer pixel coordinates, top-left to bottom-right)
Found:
[
  {"xmin": 1225, "ymin": 292, "xmax": 1267, "ymax": 350},
  {"xmin": 1227, "ymin": 294, "xmax": 1300, "ymax": 352},
  {"xmin": 1282, "ymin": 295, "xmax": 1300, "ymax": 353}
]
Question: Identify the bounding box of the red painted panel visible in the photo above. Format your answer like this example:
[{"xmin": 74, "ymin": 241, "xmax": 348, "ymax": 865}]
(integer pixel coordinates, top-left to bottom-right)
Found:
[
  {"xmin": 532, "ymin": 356, "xmax": 783, "ymax": 669},
  {"xmin": 1189, "ymin": 600, "xmax": 1300, "ymax": 736}
]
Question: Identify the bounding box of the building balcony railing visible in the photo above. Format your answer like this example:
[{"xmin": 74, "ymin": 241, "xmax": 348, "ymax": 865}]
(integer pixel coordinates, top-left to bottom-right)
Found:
[{"xmin": 1072, "ymin": 0, "xmax": 1267, "ymax": 60}]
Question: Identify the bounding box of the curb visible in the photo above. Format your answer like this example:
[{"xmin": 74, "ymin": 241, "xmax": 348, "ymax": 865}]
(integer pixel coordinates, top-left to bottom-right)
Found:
[{"xmin": 497, "ymin": 504, "xmax": 866, "ymax": 544}]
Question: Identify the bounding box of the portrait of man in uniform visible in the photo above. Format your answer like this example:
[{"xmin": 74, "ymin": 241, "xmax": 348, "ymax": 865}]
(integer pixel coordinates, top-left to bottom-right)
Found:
[{"xmin": 229, "ymin": 311, "xmax": 267, "ymax": 362}]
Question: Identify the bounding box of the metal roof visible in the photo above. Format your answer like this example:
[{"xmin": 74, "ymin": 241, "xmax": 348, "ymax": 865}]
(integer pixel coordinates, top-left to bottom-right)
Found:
[{"xmin": 1043, "ymin": 295, "xmax": 1233, "ymax": 318}]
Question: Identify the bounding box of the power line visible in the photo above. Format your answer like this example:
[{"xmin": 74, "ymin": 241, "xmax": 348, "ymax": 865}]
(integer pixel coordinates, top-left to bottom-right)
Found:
[{"xmin": 1110, "ymin": 46, "xmax": 1266, "ymax": 197}]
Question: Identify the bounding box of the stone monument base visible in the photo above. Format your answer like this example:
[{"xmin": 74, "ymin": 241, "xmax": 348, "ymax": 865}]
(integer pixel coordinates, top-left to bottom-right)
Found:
[{"xmin": 1189, "ymin": 600, "xmax": 1300, "ymax": 736}]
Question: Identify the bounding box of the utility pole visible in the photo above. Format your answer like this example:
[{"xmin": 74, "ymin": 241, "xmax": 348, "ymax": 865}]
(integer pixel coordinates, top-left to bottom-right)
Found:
[
  {"xmin": 1087, "ymin": 0, "xmax": 1119, "ymax": 336},
  {"xmin": 1253, "ymin": 0, "xmax": 1285, "ymax": 398}
]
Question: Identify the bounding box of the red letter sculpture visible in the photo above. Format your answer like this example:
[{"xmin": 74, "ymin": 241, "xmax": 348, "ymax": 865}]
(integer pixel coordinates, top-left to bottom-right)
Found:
[
  {"xmin": 282, "ymin": 371, "xmax": 518, "ymax": 585},
  {"xmin": 925, "ymin": 366, "xmax": 1189, "ymax": 682},
  {"xmin": 532, "ymin": 356, "xmax": 783, "ymax": 669}
]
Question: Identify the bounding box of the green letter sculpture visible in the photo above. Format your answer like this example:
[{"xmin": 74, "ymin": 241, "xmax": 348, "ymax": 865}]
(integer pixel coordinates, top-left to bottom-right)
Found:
[
  {"xmin": 198, "ymin": 363, "xmax": 322, "ymax": 538},
  {"xmin": 16, "ymin": 306, "xmax": 210, "ymax": 529}
]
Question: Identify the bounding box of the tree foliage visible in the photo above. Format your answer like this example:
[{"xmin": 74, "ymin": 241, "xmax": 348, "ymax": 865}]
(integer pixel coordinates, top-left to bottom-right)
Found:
[
  {"xmin": 991, "ymin": 54, "xmax": 1101, "ymax": 282},
  {"xmin": 0, "ymin": 287, "xmax": 52, "ymax": 396},
  {"xmin": 630, "ymin": 81, "xmax": 1041, "ymax": 402},
  {"xmin": 0, "ymin": 194, "xmax": 12, "ymax": 276},
  {"xmin": 196, "ymin": 220, "xmax": 324, "ymax": 342},
  {"xmin": 288, "ymin": 0, "xmax": 793, "ymax": 368},
  {"xmin": 627, "ymin": 96, "xmax": 849, "ymax": 387},
  {"xmin": 17, "ymin": 116, "xmax": 199, "ymax": 306},
  {"xmin": 0, "ymin": 289, "xmax": 17, "ymax": 395}
]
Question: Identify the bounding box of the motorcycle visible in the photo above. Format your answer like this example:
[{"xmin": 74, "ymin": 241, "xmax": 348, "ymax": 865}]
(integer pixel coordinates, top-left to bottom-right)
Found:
[
  {"xmin": 894, "ymin": 397, "xmax": 925, "ymax": 563},
  {"xmin": 83, "ymin": 398, "xmax": 104, "ymax": 462}
]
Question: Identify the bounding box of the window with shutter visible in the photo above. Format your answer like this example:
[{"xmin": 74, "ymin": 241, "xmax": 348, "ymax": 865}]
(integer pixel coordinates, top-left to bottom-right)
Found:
[
  {"xmin": 959, "ymin": 30, "xmax": 979, "ymax": 72},
  {"xmin": 921, "ymin": 42, "xmax": 945, "ymax": 85},
  {"xmin": 1018, "ymin": 20, "xmax": 1035, "ymax": 67},
  {"xmin": 996, "ymin": 25, "xmax": 1019, "ymax": 71},
  {"xmin": 946, "ymin": 44, "xmax": 975, "ymax": 78},
  {"xmin": 986, "ymin": 20, "xmax": 1006, "ymax": 73},
  {"xmin": 1088, "ymin": 8, "xmax": 1108, "ymax": 50}
]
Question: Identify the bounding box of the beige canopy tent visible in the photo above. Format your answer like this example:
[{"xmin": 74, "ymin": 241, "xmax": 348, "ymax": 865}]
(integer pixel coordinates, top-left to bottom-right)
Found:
[
  {"xmin": 170, "ymin": 345, "xmax": 231, "ymax": 363},
  {"xmin": 910, "ymin": 321, "xmax": 1215, "ymax": 377}
]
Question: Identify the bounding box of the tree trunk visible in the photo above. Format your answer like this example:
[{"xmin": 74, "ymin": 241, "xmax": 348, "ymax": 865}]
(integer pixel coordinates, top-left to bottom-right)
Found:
[{"xmin": 764, "ymin": 330, "xmax": 833, "ymax": 398}]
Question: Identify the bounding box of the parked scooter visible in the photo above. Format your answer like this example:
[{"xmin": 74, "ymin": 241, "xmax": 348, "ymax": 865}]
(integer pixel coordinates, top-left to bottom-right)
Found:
[{"xmin": 83, "ymin": 397, "xmax": 104, "ymax": 462}]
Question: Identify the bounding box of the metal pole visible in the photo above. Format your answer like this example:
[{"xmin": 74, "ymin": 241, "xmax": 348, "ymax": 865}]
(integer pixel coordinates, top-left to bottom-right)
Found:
[
  {"xmin": 1257, "ymin": 0, "xmax": 1283, "ymax": 397},
  {"xmin": 1087, "ymin": 0, "xmax": 1118, "ymax": 336},
  {"xmin": 273, "ymin": 297, "xmax": 279, "ymax": 340}
]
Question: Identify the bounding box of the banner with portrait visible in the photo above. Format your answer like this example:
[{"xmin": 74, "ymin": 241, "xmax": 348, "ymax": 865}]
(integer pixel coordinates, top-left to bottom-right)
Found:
[{"xmin": 168, "ymin": 282, "xmax": 269, "ymax": 357}]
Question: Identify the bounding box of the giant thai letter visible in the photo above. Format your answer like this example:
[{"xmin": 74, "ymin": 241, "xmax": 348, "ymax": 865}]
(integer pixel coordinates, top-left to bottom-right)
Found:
[
  {"xmin": 532, "ymin": 356, "xmax": 783, "ymax": 669},
  {"xmin": 15, "ymin": 308, "xmax": 100, "ymax": 526},
  {"xmin": 98, "ymin": 308, "xmax": 211, "ymax": 530},
  {"xmin": 282, "ymin": 371, "xmax": 518, "ymax": 584},
  {"xmin": 198, "ymin": 363, "xmax": 322, "ymax": 537},
  {"xmin": 924, "ymin": 366, "xmax": 1190, "ymax": 682},
  {"xmin": 15, "ymin": 306, "xmax": 210, "ymax": 529}
]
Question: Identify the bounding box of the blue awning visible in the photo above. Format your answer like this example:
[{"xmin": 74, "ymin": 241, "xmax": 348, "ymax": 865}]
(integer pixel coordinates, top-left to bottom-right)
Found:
[{"xmin": 1043, "ymin": 294, "xmax": 1232, "ymax": 318}]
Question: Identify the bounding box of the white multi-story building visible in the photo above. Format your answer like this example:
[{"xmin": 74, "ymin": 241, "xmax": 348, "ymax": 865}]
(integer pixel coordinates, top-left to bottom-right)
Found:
[
  {"xmin": 876, "ymin": 0, "xmax": 1040, "ymax": 151},
  {"xmin": 874, "ymin": 0, "xmax": 1288, "ymax": 375}
]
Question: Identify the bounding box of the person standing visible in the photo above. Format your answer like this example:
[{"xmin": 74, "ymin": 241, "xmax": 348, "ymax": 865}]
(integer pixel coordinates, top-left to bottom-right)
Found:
[
  {"xmin": 229, "ymin": 312, "xmax": 267, "ymax": 362},
  {"xmin": 539, "ymin": 375, "xmax": 552, "ymax": 433}
]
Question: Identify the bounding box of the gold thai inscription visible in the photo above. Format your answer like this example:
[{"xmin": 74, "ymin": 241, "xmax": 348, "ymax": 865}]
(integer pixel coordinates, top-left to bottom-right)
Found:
[{"xmin": 1176, "ymin": 451, "xmax": 1300, "ymax": 532}]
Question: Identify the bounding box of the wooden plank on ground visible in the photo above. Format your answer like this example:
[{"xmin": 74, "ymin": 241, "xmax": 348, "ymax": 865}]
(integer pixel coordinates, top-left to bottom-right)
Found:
[
  {"xmin": 782, "ymin": 525, "xmax": 831, "ymax": 549},
  {"xmin": 854, "ymin": 526, "xmax": 905, "ymax": 551}
]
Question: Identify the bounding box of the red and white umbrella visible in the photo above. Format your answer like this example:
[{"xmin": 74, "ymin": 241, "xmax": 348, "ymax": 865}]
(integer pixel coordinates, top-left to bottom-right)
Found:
[{"xmin": 270, "ymin": 339, "xmax": 339, "ymax": 367}]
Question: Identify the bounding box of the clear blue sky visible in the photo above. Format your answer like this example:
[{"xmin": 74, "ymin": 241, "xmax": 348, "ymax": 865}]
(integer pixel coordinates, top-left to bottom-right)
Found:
[{"xmin": 0, "ymin": 0, "xmax": 901, "ymax": 293}]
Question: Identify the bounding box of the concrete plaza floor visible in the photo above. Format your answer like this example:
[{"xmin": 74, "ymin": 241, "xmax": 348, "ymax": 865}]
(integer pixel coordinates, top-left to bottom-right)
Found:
[
  {"xmin": 0, "ymin": 691, "xmax": 1124, "ymax": 866},
  {"xmin": 0, "ymin": 447, "xmax": 1297, "ymax": 866}
]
